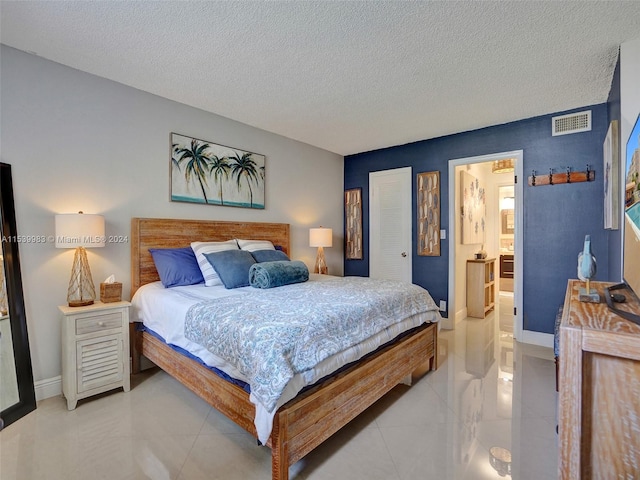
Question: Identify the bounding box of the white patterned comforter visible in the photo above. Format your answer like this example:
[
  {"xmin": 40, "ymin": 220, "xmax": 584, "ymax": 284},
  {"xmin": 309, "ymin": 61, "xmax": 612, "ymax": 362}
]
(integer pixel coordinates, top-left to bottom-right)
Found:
[
  {"xmin": 131, "ymin": 274, "xmax": 440, "ymax": 444},
  {"xmin": 184, "ymin": 277, "xmax": 440, "ymax": 426}
]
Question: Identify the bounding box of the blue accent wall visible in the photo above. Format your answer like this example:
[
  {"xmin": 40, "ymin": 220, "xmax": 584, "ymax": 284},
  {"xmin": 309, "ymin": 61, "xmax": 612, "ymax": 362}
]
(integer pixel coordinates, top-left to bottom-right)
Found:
[{"xmin": 345, "ymin": 104, "xmax": 616, "ymax": 334}]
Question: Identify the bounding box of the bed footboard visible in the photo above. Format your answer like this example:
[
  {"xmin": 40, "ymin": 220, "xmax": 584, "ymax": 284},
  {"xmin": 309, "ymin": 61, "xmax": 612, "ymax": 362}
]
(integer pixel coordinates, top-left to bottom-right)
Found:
[{"xmin": 269, "ymin": 321, "xmax": 437, "ymax": 479}]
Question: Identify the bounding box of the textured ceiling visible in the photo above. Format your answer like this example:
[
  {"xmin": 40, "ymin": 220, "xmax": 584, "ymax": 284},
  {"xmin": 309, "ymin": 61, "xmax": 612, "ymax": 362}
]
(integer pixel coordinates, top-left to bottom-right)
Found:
[{"xmin": 1, "ymin": 1, "xmax": 639, "ymax": 156}]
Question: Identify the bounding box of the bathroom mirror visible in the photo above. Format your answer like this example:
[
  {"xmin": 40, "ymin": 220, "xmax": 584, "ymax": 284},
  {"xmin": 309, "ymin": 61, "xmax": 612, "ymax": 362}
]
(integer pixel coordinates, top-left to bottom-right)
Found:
[{"xmin": 0, "ymin": 162, "xmax": 36, "ymax": 429}]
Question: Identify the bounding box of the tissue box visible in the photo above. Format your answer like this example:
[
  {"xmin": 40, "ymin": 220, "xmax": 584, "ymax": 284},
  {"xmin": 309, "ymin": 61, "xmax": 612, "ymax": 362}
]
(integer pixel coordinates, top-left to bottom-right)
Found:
[{"xmin": 100, "ymin": 282, "xmax": 122, "ymax": 303}]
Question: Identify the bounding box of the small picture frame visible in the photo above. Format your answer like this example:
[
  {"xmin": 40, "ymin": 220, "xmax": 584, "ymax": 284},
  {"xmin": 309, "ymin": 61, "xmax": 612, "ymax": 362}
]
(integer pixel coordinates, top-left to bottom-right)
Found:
[
  {"xmin": 345, "ymin": 188, "xmax": 363, "ymax": 259},
  {"xmin": 417, "ymin": 171, "xmax": 440, "ymax": 256}
]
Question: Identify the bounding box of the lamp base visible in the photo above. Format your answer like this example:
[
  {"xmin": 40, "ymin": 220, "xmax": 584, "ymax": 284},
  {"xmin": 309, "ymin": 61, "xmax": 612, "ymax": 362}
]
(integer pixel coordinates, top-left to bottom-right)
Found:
[
  {"xmin": 68, "ymin": 299, "xmax": 94, "ymax": 308},
  {"xmin": 315, "ymin": 265, "xmax": 328, "ymax": 275},
  {"xmin": 66, "ymin": 246, "xmax": 97, "ymax": 307},
  {"xmin": 314, "ymin": 246, "xmax": 328, "ymax": 275}
]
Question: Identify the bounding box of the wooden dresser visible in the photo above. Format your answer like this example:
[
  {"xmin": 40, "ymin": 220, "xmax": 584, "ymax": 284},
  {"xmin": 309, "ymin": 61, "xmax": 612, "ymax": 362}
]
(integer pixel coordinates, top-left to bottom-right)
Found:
[{"xmin": 558, "ymin": 280, "xmax": 640, "ymax": 479}]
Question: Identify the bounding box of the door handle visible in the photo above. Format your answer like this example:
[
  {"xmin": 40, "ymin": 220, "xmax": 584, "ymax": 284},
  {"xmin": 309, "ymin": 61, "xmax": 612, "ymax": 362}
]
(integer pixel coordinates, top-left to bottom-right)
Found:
[{"xmin": 401, "ymin": 252, "xmax": 407, "ymax": 257}]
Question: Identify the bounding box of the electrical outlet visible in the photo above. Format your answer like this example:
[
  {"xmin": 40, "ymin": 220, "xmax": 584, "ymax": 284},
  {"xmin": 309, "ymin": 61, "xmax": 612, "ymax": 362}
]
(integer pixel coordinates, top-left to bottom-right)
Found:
[{"xmin": 439, "ymin": 300, "xmax": 447, "ymax": 311}]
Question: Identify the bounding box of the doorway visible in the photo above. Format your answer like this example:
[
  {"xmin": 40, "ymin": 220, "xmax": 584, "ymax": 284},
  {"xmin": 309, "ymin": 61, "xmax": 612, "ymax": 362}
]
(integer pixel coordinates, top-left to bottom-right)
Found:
[{"xmin": 447, "ymin": 151, "xmax": 523, "ymax": 341}]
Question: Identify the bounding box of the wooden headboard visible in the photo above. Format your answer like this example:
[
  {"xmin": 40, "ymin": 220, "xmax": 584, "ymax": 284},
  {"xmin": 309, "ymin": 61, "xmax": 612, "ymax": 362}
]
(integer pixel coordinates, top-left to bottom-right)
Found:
[{"xmin": 131, "ymin": 217, "xmax": 290, "ymax": 296}]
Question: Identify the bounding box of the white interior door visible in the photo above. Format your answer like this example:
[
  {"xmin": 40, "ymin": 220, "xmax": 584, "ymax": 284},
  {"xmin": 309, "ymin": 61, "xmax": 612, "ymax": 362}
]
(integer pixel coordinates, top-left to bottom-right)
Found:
[{"xmin": 369, "ymin": 167, "xmax": 412, "ymax": 282}]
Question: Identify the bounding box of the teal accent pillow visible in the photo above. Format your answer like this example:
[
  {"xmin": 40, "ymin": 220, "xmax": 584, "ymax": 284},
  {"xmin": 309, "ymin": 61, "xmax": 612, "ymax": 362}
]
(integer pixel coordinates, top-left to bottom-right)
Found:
[
  {"xmin": 250, "ymin": 249, "xmax": 290, "ymax": 263},
  {"xmin": 204, "ymin": 250, "xmax": 256, "ymax": 289}
]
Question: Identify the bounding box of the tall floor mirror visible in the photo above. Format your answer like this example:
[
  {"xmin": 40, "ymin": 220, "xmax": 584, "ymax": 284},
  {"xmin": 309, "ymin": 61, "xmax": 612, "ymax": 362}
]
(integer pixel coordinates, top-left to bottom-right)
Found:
[{"xmin": 0, "ymin": 162, "xmax": 36, "ymax": 429}]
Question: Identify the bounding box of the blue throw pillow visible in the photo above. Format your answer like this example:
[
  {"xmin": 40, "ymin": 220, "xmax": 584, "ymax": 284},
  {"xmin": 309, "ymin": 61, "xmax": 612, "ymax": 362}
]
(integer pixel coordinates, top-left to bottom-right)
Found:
[
  {"xmin": 251, "ymin": 249, "xmax": 290, "ymax": 263},
  {"xmin": 204, "ymin": 250, "xmax": 256, "ymax": 289},
  {"xmin": 149, "ymin": 247, "xmax": 204, "ymax": 288}
]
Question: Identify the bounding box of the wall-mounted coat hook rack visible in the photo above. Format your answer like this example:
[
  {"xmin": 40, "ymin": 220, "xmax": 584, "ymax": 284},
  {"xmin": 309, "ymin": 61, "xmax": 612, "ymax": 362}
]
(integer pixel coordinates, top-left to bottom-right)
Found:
[{"xmin": 528, "ymin": 165, "xmax": 595, "ymax": 187}]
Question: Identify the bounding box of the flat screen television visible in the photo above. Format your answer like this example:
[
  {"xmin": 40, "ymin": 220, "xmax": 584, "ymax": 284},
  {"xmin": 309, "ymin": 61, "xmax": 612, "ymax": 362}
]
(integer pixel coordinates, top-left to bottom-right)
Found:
[{"xmin": 605, "ymin": 113, "xmax": 640, "ymax": 324}]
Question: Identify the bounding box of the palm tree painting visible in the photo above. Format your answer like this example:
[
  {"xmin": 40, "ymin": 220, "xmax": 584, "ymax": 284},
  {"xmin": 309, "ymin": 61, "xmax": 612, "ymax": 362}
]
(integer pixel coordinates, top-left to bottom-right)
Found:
[
  {"xmin": 170, "ymin": 133, "xmax": 265, "ymax": 209},
  {"xmin": 228, "ymin": 152, "xmax": 260, "ymax": 208},
  {"xmin": 174, "ymin": 138, "xmax": 212, "ymax": 204},
  {"xmin": 209, "ymin": 155, "xmax": 231, "ymax": 205}
]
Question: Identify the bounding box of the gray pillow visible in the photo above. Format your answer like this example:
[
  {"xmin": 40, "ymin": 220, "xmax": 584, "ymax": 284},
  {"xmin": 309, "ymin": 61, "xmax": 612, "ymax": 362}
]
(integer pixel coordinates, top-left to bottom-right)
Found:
[
  {"xmin": 251, "ymin": 249, "xmax": 290, "ymax": 263},
  {"xmin": 204, "ymin": 250, "xmax": 256, "ymax": 289}
]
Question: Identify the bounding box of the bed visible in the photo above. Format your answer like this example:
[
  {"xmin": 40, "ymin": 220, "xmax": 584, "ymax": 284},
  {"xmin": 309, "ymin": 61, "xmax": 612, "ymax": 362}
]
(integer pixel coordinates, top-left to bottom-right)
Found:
[{"xmin": 130, "ymin": 217, "xmax": 439, "ymax": 480}]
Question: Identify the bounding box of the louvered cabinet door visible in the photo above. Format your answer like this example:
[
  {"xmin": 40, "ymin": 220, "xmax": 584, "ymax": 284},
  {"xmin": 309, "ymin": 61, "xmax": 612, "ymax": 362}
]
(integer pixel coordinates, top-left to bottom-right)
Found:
[
  {"xmin": 76, "ymin": 333, "xmax": 124, "ymax": 393},
  {"xmin": 59, "ymin": 301, "xmax": 131, "ymax": 410}
]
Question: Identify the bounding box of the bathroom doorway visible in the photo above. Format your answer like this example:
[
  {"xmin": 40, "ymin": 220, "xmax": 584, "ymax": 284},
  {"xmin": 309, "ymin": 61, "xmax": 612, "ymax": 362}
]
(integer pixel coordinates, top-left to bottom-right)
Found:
[{"xmin": 447, "ymin": 151, "xmax": 523, "ymax": 341}]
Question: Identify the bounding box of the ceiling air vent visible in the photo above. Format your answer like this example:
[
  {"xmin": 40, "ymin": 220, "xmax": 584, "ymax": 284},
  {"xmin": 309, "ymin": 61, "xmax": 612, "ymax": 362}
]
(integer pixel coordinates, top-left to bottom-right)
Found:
[{"xmin": 552, "ymin": 110, "xmax": 592, "ymax": 136}]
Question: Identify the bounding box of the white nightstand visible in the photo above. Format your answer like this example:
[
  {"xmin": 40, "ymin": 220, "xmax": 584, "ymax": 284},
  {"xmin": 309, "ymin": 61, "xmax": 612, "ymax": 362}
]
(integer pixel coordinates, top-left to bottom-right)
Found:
[{"xmin": 58, "ymin": 301, "xmax": 131, "ymax": 410}]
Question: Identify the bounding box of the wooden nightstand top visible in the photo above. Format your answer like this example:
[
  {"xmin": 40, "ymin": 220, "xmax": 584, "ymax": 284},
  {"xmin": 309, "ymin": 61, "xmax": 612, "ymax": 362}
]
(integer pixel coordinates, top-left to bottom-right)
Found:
[{"xmin": 58, "ymin": 300, "xmax": 131, "ymax": 316}]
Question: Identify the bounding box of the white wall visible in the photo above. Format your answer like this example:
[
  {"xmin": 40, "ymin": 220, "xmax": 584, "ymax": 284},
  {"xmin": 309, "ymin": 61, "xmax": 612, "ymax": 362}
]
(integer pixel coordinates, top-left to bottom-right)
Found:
[{"xmin": 0, "ymin": 46, "xmax": 344, "ymax": 392}]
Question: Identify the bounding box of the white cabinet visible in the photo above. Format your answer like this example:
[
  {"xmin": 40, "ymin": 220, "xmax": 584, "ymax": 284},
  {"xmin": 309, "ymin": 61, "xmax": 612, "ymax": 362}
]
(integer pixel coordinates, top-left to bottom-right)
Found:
[{"xmin": 59, "ymin": 301, "xmax": 130, "ymax": 410}]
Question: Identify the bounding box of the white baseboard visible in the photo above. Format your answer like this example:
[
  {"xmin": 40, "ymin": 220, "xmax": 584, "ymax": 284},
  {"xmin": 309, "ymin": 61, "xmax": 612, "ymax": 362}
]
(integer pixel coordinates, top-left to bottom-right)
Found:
[
  {"xmin": 35, "ymin": 375, "xmax": 61, "ymax": 401},
  {"xmin": 519, "ymin": 330, "xmax": 554, "ymax": 349},
  {"xmin": 35, "ymin": 357, "xmax": 140, "ymax": 402},
  {"xmin": 438, "ymin": 307, "xmax": 467, "ymax": 330}
]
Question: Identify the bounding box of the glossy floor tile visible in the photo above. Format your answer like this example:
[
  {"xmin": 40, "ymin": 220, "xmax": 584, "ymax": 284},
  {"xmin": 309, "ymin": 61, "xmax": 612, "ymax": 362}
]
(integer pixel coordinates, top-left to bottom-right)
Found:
[{"xmin": 1, "ymin": 292, "xmax": 557, "ymax": 479}]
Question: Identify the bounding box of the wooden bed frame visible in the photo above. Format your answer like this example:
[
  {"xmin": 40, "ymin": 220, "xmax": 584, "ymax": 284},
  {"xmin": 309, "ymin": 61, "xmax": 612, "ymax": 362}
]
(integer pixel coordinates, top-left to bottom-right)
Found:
[{"xmin": 130, "ymin": 217, "xmax": 438, "ymax": 480}]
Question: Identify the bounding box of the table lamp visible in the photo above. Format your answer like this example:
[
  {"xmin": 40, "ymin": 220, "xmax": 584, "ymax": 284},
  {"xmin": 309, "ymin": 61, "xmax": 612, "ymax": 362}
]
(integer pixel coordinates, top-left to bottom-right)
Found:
[
  {"xmin": 55, "ymin": 212, "xmax": 105, "ymax": 307},
  {"xmin": 309, "ymin": 227, "xmax": 332, "ymax": 274}
]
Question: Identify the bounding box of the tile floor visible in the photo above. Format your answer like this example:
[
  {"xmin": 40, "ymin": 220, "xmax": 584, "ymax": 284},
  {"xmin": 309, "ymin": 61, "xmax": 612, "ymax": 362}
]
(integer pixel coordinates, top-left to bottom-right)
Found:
[{"xmin": 0, "ymin": 292, "xmax": 558, "ymax": 479}]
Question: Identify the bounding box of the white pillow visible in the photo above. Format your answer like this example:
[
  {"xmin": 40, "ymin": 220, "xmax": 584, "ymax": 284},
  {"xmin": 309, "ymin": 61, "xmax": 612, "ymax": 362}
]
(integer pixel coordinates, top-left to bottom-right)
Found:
[
  {"xmin": 191, "ymin": 240, "xmax": 239, "ymax": 286},
  {"xmin": 236, "ymin": 239, "xmax": 276, "ymax": 252}
]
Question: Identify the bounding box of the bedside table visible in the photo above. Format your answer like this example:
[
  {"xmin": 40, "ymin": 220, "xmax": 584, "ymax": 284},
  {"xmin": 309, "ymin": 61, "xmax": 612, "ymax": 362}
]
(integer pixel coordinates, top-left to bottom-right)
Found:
[{"xmin": 58, "ymin": 301, "xmax": 131, "ymax": 410}]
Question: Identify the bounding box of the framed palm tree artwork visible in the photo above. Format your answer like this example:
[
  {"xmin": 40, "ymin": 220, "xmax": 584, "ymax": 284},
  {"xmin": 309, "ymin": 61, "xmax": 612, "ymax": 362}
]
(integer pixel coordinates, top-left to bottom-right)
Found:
[{"xmin": 170, "ymin": 133, "xmax": 265, "ymax": 209}]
